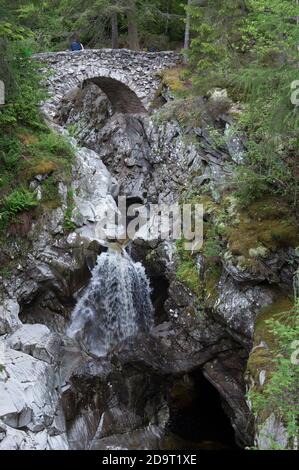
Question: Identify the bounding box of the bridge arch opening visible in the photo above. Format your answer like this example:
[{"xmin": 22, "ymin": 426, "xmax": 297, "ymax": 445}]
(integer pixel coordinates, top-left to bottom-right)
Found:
[{"xmin": 85, "ymin": 76, "xmax": 147, "ymax": 115}]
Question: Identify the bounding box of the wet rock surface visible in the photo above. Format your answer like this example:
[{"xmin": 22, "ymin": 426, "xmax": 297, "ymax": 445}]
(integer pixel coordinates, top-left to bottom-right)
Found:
[
  {"xmin": 0, "ymin": 52, "xmax": 297, "ymax": 450},
  {"xmin": 63, "ymin": 323, "xmax": 252, "ymax": 449}
]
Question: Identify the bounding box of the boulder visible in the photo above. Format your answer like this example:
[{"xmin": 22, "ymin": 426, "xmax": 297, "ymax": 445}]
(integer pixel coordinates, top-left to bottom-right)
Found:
[{"xmin": 0, "ymin": 300, "xmax": 21, "ymax": 336}]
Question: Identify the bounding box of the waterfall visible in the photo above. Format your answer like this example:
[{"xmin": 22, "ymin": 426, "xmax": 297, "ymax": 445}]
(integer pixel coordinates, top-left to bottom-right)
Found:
[{"xmin": 67, "ymin": 249, "xmax": 154, "ymax": 357}]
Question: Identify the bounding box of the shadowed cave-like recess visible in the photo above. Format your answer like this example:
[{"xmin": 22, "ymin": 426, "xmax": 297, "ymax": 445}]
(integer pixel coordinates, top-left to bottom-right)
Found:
[
  {"xmin": 149, "ymin": 277, "xmax": 240, "ymax": 450},
  {"xmin": 86, "ymin": 76, "xmax": 148, "ymax": 114},
  {"xmin": 166, "ymin": 370, "xmax": 239, "ymax": 449}
]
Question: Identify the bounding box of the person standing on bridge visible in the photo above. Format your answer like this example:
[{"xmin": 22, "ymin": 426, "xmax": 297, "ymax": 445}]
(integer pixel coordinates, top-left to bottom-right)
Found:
[{"xmin": 70, "ymin": 35, "xmax": 84, "ymax": 52}]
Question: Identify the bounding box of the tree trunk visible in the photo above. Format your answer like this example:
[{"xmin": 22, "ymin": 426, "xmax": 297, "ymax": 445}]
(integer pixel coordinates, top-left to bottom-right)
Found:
[
  {"xmin": 165, "ymin": 0, "xmax": 170, "ymax": 35},
  {"xmin": 184, "ymin": 0, "xmax": 192, "ymax": 52},
  {"xmin": 111, "ymin": 11, "xmax": 119, "ymax": 49},
  {"xmin": 127, "ymin": 6, "xmax": 140, "ymax": 51}
]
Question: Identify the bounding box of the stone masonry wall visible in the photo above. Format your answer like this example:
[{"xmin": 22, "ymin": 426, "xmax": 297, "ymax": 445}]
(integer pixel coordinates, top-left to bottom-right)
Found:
[{"xmin": 35, "ymin": 49, "xmax": 182, "ymax": 117}]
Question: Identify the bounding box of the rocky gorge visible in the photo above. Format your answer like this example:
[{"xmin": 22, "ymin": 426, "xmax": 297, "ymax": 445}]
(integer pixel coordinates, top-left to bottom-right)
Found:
[{"xmin": 0, "ymin": 50, "xmax": 298, "ymax": 451}]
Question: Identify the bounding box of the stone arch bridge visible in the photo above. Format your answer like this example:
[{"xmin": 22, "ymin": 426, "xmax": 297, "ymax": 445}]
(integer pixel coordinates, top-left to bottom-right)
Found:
[{"xmin": 35, "ymin": 49, "xmax": 182, "ymax": 116}]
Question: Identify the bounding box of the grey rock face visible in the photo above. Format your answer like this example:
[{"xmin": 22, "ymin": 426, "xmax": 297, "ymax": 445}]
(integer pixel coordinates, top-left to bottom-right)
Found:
[
  {"xmin": 0, "ymin": 340, "xmax": 63, "ymax": 446},
  {"xmin": 0, "ymin": 49, "xmax": 295, "ymax": 451},
  {"xmin": 214, "ymin": 273, "xmax": 274, "ymax": 347},
  {"xmin": 0, "ymin": 329, "xmax": 84, "ymax": 449},
  {"xmin": 0, "ymin": 300, "xmax": 21, "ymax": 336},
  {"xmin": 256, "ymin": 414, "xmax": 288, "ymax": 450},
  {"xmin": 62, "ymin": 318, "xmax": 254, "ymax": 449},
  {"xmin": 223, "ymin": 248, "xmax": 299, "ymax": 285},
  {"xmin": 225, "ymin": 124, "xmax": 245, "ymax": 164},
  {"xmin": 7, "ymin": 324, "xmax": 58, "ymax": 364},
  {"xmin": 58, "ymin": 85, "xmax": 237, "ymax": 206}
]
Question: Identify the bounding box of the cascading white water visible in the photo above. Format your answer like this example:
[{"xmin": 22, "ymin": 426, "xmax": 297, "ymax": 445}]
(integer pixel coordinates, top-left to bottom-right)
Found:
[{"xmin": 67, "ymin": 249, "xmax": 154, "ymax": 357}]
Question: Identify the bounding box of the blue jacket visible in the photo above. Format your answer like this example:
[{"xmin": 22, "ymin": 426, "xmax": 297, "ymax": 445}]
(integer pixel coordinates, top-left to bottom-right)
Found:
[{"xmin": 70, "ymin": 42, "xmax": 82, "ymax": 51}]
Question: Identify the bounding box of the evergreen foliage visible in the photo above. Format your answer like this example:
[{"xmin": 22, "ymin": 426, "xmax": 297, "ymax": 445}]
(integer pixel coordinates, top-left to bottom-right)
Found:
[{"xmin": 187, "ymin": 0, "xmax": 299, "ymax": 207}]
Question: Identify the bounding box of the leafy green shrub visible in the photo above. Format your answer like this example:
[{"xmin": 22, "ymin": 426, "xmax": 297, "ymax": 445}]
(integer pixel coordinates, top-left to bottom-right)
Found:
[
  {"xmin": 27, "ymin": 133, "xmax": 75, "ymax": 180},
  {"xmin": 233, "ymin": 168, "xmax": 271, "ymax": 207},
  {"xmin": 63, "ymin": 214, "xmax": 76, "ymax": 233},
  {"xmin": 176, "ymin": 239, "xmax": 202, "ymax": 295},
  {"xmin": 249, "ymin": 301, "xmax": 299, "ymax": 449},
  {"xmin": 203, "ymin": 230, "xmax": 222, "ymax": 258},
  {"xmin": 41, "ymin": 176, "xmax": 60, "ymax": 205},
  {"xmin": 2, "ymin": 188, "xmax": 38, "ymax": 217},
  {"xmin": 63, "ymin": 188, "xmax": 76, "ymax": 233},
  {"xmin": 0, "ymin": 135, "xmax": 21, "ymax": 170},
  {"xmin": 67, "ymin": 123, "xmax": 78, "ymax": 138},
  {"xmin": 0, "ymin": 267, "xmax": 12, "ymax": 279},
  {"xmin": 29, "ymin": 133, "xmax": 74, "ymax": 158}
]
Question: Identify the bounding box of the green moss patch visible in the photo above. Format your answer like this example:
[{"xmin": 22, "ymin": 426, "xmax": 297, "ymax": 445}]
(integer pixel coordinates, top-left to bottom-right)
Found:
[
  {"xmin": 227, "ymin": 197, "xmax": 299, "ymax": 258},
  {"xmin": 247, "ymin": 296, "xmax": 294, "ymax": 382},
  {"xmin": 176, "ymin": 239, "xmax": 202, "ymax": 296},
  {"xmin": 159, "ymin": 66, "xmax": 190, "ymax": 95},
  {"xmin": 204, "ymin": 263, "xmax": 222, "ymax": 306},
  {"xmin": 254, "ymin": 297, "xmax": 294, "ymax": 348}
]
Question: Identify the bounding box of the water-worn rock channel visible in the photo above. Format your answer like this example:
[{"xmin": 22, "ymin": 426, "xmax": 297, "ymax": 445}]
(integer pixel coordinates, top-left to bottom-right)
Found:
[{"xmin": 0, "ymin": 50, "xmax": 297, "ymax": 450}]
